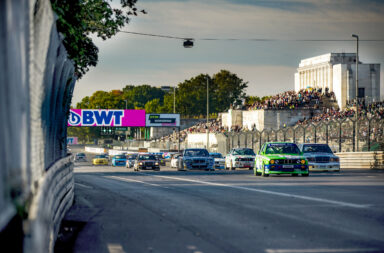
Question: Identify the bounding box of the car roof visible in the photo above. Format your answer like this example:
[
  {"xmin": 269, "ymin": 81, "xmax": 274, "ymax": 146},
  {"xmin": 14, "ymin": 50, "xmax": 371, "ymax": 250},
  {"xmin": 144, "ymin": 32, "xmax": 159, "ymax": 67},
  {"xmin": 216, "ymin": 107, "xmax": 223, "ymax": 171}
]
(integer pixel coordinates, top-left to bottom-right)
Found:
[
  {"xmin": 264, "ymin": 142, "xmax": 295, "ymax": 144},
  {"xmin": 301, "ymin": 143, "xmax": 329, "ymax": 145}
]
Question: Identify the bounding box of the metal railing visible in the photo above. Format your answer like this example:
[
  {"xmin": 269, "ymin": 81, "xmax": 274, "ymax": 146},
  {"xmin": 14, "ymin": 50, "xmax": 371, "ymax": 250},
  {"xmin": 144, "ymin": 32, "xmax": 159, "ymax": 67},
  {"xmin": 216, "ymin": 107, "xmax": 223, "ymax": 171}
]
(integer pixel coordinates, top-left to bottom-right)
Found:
[{"xmin": 225, "ymin": 115, "xmax": 384, "ymax": 153}]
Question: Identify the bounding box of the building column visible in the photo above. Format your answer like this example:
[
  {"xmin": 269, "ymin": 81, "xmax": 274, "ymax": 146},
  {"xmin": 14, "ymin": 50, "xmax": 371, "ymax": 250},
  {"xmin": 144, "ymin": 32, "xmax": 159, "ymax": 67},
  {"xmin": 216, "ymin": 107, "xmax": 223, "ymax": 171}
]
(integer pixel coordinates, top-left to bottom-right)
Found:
[{"xmin": 328, "ymin": 65, "xmax": 333, "ymax": 91}]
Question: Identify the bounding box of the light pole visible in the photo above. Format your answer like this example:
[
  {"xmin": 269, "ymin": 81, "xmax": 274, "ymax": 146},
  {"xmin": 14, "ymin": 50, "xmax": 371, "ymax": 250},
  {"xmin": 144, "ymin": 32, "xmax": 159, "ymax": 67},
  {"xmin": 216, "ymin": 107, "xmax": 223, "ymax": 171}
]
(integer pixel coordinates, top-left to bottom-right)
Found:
[
  {"xmin": 173, "ymin": 86, "xmax": 176, "ymax": 114},
  {"xmin": 206, "ymin": 76, "xmax": 209, "ymax": 151},
  {"xmin": 352, "ymin": 34, "xmax": 359, "ymax": 106},
  {"xmin": 124, "ymin": 100, "xmax": 128, "ymax": 150},
  {"xmin": 352, "ymin": 34, "xmax": 359, "ymax": 151}
]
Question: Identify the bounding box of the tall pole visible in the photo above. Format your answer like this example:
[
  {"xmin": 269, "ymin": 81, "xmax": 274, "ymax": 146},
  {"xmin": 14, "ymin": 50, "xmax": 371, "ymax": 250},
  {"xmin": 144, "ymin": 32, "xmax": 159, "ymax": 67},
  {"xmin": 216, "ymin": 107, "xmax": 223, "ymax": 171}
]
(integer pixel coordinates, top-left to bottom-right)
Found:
[
  {"xmin": 124, "ymin": 100, "xmax": 128, "ymax": 150},
  {"xmin": 173, "ymin": 86, "xmax": 176, "ymax": 114},
  {"xmin": 352, "ymin": 34, "xmax": 359, "ymax": 105},
  {"xmin": 352, "ymin": 34, "xmax": 359, "ymax": 151},
  {"xmin": 206, "ymin": 76, "xmax": 209, "ymax": 151}
]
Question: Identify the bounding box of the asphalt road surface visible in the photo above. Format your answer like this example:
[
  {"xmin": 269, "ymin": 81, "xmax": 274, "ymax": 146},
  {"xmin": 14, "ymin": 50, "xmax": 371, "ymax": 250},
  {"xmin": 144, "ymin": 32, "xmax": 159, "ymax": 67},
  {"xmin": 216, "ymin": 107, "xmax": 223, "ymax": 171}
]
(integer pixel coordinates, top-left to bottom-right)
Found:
[{"xmin": 60, "ymin": 156, "xmax": 384, "ymax": 253}]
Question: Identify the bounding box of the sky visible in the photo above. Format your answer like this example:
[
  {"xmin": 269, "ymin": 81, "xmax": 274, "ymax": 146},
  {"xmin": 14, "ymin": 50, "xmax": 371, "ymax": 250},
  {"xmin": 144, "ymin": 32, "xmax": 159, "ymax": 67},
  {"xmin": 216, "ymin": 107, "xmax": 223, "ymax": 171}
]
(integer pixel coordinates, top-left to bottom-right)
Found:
[{"xmin": 72, "ymin": 0, "xmax": 384, "ymax": 105}]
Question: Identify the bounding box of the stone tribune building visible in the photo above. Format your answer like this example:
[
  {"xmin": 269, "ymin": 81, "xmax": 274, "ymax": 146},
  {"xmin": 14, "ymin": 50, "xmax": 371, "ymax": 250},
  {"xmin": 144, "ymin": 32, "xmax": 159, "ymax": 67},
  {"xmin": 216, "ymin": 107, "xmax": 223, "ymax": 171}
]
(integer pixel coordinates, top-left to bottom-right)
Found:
[{"xmin": 294, "ymin": 53, "xmax": 380, "ymax": 109}]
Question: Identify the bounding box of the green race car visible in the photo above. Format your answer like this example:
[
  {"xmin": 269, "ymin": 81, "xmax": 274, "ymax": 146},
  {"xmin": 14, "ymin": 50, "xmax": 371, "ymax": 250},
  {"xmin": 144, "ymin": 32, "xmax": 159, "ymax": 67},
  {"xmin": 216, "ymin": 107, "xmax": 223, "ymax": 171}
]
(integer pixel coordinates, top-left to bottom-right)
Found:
[{"xmin": 255, "ymin": 142, "xmax": 309, "ymax": 177}]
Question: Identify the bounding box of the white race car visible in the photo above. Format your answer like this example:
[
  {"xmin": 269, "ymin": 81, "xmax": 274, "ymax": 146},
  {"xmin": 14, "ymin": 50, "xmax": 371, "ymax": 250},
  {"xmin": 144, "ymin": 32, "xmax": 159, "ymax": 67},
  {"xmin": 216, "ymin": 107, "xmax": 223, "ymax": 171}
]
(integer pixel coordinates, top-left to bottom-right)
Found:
[{"xmin": 225, "ymin": 148, "xmax": 256, "ymax": 170}]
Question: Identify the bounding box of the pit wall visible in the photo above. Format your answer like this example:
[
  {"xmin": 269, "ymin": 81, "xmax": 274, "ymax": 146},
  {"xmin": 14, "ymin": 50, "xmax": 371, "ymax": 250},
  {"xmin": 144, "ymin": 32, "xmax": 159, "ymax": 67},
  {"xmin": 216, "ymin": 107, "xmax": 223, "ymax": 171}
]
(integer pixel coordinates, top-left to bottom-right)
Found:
[{"xmin": 0, "ymin": 0, "xmax": 76, "ymax": 252}]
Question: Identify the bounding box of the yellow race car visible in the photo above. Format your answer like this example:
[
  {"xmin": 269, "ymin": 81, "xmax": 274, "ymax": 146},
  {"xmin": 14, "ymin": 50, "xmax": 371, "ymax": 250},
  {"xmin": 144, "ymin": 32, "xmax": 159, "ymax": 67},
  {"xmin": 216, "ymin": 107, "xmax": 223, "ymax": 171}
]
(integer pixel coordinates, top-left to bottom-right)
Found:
[{"xmin": 92, "ymin": 154, "xmax": 109, "ymax": 165}]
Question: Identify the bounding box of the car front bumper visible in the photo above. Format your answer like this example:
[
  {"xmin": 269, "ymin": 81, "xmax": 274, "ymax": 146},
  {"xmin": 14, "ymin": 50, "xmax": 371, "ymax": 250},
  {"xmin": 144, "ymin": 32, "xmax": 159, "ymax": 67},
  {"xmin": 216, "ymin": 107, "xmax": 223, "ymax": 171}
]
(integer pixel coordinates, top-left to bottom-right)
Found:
[
  {"xmin": 138, "ymin": 166, "xmax": 160, "ymax": 170},
  {"xmin": 264, "ymin": 164, "xmax": 308, "ymax": 174},
  {"xmin": 308, "ymin": 162, "xmax": 340, "ymax": 171}
]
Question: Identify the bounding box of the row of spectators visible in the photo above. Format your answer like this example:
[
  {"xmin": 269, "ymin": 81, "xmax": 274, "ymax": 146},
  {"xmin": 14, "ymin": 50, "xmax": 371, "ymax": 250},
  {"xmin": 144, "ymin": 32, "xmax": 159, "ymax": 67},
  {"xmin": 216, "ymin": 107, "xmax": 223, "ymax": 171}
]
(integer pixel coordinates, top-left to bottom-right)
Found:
[
  {"xmin": 296, "ymin": 101, "xmax": 384, "ymax": 126},
  {"xmin": 247, "ymin": 88, "xmax": 335, "ymax": 110}
]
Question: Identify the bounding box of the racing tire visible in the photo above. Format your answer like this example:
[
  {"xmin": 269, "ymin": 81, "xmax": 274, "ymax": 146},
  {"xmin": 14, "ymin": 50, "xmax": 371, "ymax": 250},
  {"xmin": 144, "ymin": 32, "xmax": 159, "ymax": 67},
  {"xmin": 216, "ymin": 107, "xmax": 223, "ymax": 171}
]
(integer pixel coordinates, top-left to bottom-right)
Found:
[
  {"xmin": 302, "ymin": 173, "xmax": 309, "ymax": 177},
  {"xmin": 262, "ymin": 164, "xmax": 269, "ymax": 177},
  {"xmin": 292, "ymin": 174, "xmax": 298, "ymax": 177}
]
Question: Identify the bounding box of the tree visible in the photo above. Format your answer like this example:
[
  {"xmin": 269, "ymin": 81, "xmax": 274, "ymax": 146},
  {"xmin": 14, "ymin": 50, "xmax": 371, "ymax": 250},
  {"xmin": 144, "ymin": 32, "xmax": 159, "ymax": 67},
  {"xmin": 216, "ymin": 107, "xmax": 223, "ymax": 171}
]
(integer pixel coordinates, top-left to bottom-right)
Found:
[
  {"xmin": 245, "ymin": 96, "xmax": 261, "ymax": 105},
  {"xmin": 122, "ymin": 85, "xmax": 165, "ymax": 109},
  {"xmin": 50, "ymin": 0, "xmax": 145, "ymax": 78},
  {"xmin": 145, "ymin": 98, "xmax": 162, "ymax": 113},
  {"xmin": 212, "ymin": 70, "xmax": 248, "ymax": 112}
]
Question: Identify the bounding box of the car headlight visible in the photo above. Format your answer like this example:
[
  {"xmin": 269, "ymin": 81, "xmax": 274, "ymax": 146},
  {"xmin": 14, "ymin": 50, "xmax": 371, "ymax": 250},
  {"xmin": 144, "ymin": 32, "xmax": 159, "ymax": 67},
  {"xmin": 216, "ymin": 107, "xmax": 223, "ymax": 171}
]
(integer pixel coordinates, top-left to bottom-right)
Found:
[
  {"xmin": 301, "ymin": 159, "xmax": 306, "ymax": 164},
  {"xmin": 331, "ymin": 157, "xmax": 339, "ymax": 162},
  {"xmin": 270, "ymin": 159, "xmax": 275, "ymax": 164},
  {"xmin": 155, "ymin": 162, "xmax": 159, "ymax": 165},
  {"xmin": 139, "ymin": 162, "xmax": 143, "ymax": 165}
]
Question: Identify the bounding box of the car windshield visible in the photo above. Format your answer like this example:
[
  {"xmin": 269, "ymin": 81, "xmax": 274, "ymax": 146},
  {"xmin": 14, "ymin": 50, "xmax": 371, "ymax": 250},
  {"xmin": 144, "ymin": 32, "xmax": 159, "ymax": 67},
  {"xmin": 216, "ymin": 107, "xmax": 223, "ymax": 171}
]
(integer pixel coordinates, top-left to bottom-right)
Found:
[
  {"xmin": 184, "ymin": 149, "xmax": 209, "ymax": 157},
  {"xmin": 265, "ymin": 143, "xmax": 301, "ymax": 154},
  {"xmin": 233, "ymin": 149, "xmax": 255, "ymax": 156},
  {"xmin": 138, "ymin": 155, "xmax": 156, "ymax": 160},
  {"xmin": 95, "ymin": 155, "xmax": 106, "ymax": 158},
  {"xmin": 115, "ymin": 155, "xmax": 125, "ymax": 159},
  {"xmin": 210, "ymin": 153, "xmax": 223, "ymax": 158},
  {"xmin": 77, "ymin": 153, "xmax": 85, "ymax": 156},
  {"xmin": 154, "ymin": 155, "xmax": 163, "ymax": 159},
  {"xmin": 128, "ymin": 155, "xmax": 137, "ymax": 160},
  {"xmin": 303, "ymin": 144, "xmax": 333, "ymax": 153}
]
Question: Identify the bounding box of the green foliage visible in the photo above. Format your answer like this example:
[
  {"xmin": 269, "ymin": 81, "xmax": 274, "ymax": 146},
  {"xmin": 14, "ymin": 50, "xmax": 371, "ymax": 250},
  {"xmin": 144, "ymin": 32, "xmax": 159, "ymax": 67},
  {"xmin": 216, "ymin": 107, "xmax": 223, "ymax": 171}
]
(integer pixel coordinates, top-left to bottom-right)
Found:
[
  {"xmin": 212, "ymin": 70, "xmax": 248, "ymax": 112},
  {"xmin": 76, "ymin": 70, "xmax": 248, "ymax": 117},
  {"xmin": 245, "ymin": 96, "xmax": 261, "ymax": 105},
  {"xmin": 50, "ymin": 0, "xmax": 143, "ymax": 78},
  {"xmin": 122, "ymin": 85, "xmax": 165, "ymax": 109},
  {"xmin": 145, "ymin": 98, "xmax": 162, "ymax": 113},
  {"xmin": 68, "ymin": 127, "xmax": 100, "ymax": 144}
]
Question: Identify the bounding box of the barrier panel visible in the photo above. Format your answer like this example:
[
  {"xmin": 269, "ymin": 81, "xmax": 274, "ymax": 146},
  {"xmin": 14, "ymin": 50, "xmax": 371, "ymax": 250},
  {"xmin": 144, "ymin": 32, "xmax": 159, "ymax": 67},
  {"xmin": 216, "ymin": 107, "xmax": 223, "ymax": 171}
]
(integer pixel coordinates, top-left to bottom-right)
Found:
[{"xmin": 0, "ymin": 0, "xmax": 76, "ymax": 252}]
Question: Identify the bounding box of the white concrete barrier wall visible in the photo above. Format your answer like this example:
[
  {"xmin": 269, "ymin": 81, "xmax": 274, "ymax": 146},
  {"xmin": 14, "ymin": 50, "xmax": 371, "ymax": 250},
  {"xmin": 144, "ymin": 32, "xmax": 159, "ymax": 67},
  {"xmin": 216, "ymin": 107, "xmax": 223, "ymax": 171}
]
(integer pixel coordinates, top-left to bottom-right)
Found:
[
  {"xmin": 85, "ymin": 146, "xmax": 107, "ymax": 154},
  {"xmin": 0, "ymin": 0, "xmax": 76, "ymax": 252}
]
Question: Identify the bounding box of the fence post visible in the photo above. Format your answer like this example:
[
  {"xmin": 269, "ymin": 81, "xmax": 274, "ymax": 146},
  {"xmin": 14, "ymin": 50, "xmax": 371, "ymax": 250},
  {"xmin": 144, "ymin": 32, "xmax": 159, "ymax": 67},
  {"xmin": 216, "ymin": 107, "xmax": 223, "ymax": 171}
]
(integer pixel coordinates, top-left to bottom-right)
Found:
[
  {"xmin": 303, "ymin": 127, "xmax": 306, "ymax": 144},
  {"xmin": 314, "ymin": 126, "xmax": 317, "ymax": 143},
  {"xmin": 356, "ymin": 118, "xmax": 359, "ymax": 151},
  {"xmin": 283, "ymin": 130, "xmax": 286, "ymax": 142},
  {"xmin": 352, "ymin": 120, "xmax": 356, "ymax": 152},
  {"xmin": 326, "ymin": 124, "xmax": 329, "ymax": 145},
  {"xmin": 259, "ymin": 134, "xmax": 262, "ymax": 150},
  {"xmin": 251, "ymin": 133, "xmax": 254, "ymax": 150},
  {"xmin": 237, "ymin": 134, "xmax": 240, "ymax": 148},
  {"xmin": 367, "ymin": 119, "xmax": 371, "ymax": 151},
  {"xmin": 338, "ymin": 122, "xmax": 342, "ymax": 152},
  {"xmin": 245, "ymin": 134, "xmax": 248, "ymax": 148},
  {"xmin": 293, "ymin": 128, "xmax": 296, "ymax": 143}
]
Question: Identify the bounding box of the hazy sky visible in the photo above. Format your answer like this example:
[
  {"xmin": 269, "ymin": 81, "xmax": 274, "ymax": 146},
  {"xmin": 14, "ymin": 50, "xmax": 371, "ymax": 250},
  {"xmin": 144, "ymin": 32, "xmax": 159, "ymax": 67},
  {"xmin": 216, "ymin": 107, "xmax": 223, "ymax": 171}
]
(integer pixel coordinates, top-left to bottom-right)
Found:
[{"xmin": 72, "ymin": 0, "xmax": 384, "ymax": 105}]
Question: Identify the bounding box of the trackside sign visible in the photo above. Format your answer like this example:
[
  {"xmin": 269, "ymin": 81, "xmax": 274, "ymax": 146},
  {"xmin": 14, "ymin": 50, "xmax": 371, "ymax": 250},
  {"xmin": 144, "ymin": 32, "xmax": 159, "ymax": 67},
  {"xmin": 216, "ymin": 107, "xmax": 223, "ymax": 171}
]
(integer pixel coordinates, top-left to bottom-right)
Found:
[
  {"xmin": 68, "ymin": 109, "xmax": 145, "ymax": 127},
  {"xmin": 146, "ymin": 114, "xmax": 180, "ymax": 127}
]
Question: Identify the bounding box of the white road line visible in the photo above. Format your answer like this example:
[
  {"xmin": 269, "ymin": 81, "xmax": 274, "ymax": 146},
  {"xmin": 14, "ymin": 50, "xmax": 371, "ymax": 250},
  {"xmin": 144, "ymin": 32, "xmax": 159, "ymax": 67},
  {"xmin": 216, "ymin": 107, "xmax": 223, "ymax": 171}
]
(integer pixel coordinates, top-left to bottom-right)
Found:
[
  {"xmin": 106, "ymin": 176, "xmax": 165, "ymax": 188},
  {"xmin": 107, "ymin": 243, "xmax": 126, "ymax": 253},
  {"xmin": 265, "ymin": 248, "xmax": 379, "ymax": 253},
  {"xmin": 75, "ymin": 182, "xmax": 93, "ymax": 189},
  {"xmin": 146, "ymin": 174, "xmax": 370, "ymax": 209}
]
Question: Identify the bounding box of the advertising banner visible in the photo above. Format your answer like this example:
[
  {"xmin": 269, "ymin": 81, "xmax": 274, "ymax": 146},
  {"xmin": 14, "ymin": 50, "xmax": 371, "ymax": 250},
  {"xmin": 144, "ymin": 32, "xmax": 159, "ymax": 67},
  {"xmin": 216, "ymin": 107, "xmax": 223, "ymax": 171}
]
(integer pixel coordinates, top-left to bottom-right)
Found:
[
  {"xmin": 68, "ymin": 109, "xmax": 146, "ymax": 127},
  {"xmin": 146, "ymin": 114, "xmax": 180, "ymax": 127},
  {"xmin": 67, "ymin": 137, "xmax": 78, "ymax": 145}
]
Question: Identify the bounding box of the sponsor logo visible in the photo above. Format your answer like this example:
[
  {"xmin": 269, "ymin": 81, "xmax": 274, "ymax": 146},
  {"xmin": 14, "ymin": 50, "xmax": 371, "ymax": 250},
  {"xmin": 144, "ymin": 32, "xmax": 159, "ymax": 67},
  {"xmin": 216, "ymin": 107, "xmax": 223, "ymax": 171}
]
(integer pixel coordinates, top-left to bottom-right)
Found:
[{"xmin": 68, "ymin": 109, "xmax": 145, "ymax": 127}]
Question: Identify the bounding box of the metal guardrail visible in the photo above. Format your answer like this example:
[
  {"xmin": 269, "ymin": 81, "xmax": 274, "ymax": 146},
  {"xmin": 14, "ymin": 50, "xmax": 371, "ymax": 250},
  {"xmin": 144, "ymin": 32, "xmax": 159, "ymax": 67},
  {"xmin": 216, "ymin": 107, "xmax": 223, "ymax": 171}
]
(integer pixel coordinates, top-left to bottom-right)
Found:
[
  {"xmin": 225, "ymin": 115, "xmax": 384, "ymax": 153},
  {"xmin": 126, "ymin": 115, "xmax": 384, "ymax": 155}
]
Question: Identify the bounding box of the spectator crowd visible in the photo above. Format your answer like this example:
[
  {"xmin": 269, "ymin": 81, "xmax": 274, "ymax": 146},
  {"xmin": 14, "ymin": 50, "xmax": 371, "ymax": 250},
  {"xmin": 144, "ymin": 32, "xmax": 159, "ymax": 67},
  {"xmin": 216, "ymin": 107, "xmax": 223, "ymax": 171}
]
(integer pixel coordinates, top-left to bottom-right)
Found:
[{"xmin": 247, "ymin": 88, "xmax": 335, "ymax": 110}]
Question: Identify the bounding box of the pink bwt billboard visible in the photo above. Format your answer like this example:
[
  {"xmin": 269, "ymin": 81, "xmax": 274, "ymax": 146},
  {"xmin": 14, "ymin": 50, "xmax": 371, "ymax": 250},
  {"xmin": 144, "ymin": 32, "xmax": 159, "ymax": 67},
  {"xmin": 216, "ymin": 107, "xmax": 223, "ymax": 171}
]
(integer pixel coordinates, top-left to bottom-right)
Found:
[{"xmin": 68, "ymin": 109, "xmax": 146, "ymax": 127}]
